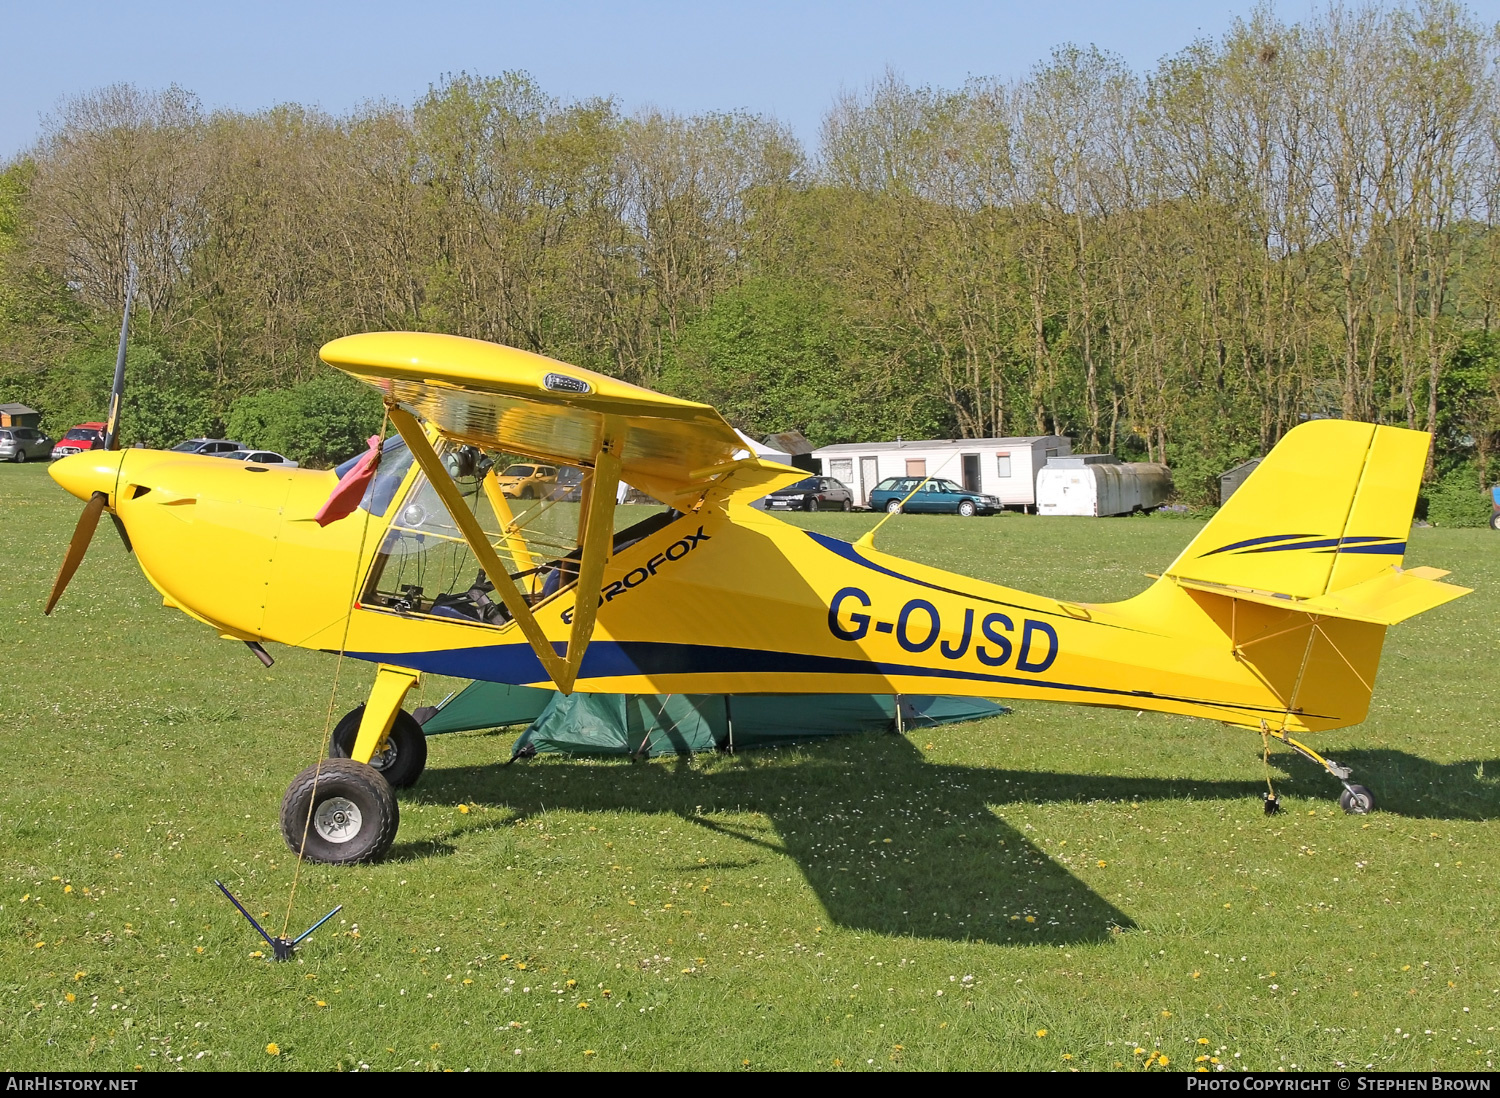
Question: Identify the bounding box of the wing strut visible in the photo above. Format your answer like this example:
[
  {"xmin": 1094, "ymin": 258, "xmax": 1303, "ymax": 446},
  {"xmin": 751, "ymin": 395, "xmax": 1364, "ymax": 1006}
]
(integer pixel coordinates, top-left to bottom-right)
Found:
[{"xmin": 386, "ymin": 403, "xmax": 619, "ymax": 694}]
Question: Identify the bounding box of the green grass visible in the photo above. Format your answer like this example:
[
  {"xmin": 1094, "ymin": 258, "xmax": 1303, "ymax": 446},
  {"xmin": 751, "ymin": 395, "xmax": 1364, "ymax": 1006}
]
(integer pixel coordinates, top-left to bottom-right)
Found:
[{"xmin": 2, "ymin": 464, "xmax": 1497, "ymax": 1072}]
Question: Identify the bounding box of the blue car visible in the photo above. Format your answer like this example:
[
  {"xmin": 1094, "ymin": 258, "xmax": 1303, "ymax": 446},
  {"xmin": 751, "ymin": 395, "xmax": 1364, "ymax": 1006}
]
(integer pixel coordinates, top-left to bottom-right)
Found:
[{"xmin": 868, "ymin": 477, "xmax": 1001, "ymax": 516}]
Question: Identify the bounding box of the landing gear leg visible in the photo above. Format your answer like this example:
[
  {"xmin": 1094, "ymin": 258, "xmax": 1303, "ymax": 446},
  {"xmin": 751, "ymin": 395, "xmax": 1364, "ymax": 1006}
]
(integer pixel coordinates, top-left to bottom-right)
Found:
[{"xmin": 1267, "ymin": 728, "xmax": 1376, "ymax": 814}]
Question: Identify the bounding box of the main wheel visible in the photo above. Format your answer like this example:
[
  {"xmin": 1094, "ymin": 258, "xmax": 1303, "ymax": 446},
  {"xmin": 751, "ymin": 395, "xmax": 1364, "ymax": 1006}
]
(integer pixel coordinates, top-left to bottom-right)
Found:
[
  {"xmin": 1338, "ymin": 784, "xmax": 1376, "ymax": 814},
  {"xmin": 886, "ymin": 499, "xmax": 903, "ymax": 514},
  {"xmin": 14, "ymin": 449, "xmax": 26, "ymax": 463},
  {"xmin": 280, "ymin": 758, "xmax": 399, "ymax": 865},
  {"xmin": 957, "ymin": 499, "xmax": 977, "ymax": 517},
  {"xmin": 841, "ymin": 499, "xmax": 852, "ymax": 512},
  {"xmin": 803, "ymin": 497, "xmax": 816, "ymax": 512},
  {"xmin": 329, "ymin": 705, "xmax": 428, "ymax": 789}
]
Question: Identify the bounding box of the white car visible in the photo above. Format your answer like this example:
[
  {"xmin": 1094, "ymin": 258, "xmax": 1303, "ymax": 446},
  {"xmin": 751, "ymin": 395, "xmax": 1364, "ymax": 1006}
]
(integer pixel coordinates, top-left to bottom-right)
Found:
[{"xmin": 222, "ymin": 449, "xmax": 299, "ymax": 468}]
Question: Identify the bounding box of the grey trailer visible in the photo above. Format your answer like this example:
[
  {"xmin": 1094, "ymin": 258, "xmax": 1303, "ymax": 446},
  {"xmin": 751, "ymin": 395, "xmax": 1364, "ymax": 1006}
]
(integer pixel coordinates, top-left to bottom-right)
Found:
[{"xmin": 1035, "ymin": 455, "xmax": 1174, "ymax": 516}]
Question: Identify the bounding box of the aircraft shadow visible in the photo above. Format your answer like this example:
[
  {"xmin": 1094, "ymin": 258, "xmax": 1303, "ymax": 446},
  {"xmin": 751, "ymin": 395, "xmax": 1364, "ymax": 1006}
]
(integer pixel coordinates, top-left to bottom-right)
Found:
[{"xmin": 409, "ymin": 737, "xmax": 1498, "ymax": 943}]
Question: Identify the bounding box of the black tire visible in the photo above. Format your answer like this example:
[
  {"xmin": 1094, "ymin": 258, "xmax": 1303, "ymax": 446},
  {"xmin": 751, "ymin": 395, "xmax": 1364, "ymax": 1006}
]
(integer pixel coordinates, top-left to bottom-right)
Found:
[
  {"xmin": 1490, "ymin": 511, "xmax": 1500, "ymax": 531},
  {"xmin": 1339, "ymin": 784, "xmax": 1376, "ymax": 815},
  {"xmin": 803, "ymin": 497, "xmax": 816, "ymax": 512},
  {"xmin": 14, "ymin": 449, "xmax": 26, "ymax": 464},
  {"xmin": 957, "ymin": 499, "xmax": 977, "ymax": 517},
  {"xmin": 841, "ymin": 499, "xmax": 852, "ymax": 512},
  {"xmin": 280, "ymin": 758, "xmax": 399, "ymax": 865},
  {"xmin": 329, "ymin": 705, "xmax": 428, "ymax": 789},
  {"xmin": 886, "ymin": 499, "xmax": 903, "ymax": 514}
]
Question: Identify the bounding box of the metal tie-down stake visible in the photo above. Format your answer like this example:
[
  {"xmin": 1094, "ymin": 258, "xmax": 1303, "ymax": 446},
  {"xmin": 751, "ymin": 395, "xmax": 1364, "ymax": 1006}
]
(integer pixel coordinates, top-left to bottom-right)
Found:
[{"xmin": 214, "ymin": 880, "xmax": 341, "ymax": 961}]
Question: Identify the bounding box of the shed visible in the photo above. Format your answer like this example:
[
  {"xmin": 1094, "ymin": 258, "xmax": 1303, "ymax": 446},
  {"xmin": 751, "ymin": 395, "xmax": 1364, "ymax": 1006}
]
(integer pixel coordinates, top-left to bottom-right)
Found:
[
  {"xmin": 1036, "ymin": 455, "xmax": 1173, "ymax": 516},
  {"xmin": 761, "ymin": 429, "xmax": 818, "ymax": 473},
  {"xmin": 0, "ymin": 403, "xmax": 40, "ymax": 428},
  {"xmin": 1219, "ymin": 459, "xmax": 1262, "ymax": 505},
  {"xmin": 808, "ymin": 435, "xmax": 1071, "ymax": 509}
]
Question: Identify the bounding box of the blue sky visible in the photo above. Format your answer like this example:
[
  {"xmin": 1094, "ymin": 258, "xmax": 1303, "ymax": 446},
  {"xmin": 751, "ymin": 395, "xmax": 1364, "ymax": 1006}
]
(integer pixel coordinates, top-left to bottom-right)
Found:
[{"xmin": 5, "ymin": 1, "xmax": 1499, "ymax": 160}]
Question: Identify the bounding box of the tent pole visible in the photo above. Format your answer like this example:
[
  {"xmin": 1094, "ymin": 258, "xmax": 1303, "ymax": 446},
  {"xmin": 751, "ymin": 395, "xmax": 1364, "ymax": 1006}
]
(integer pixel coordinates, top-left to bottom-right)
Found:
[
  {"xmin": 895, "ymin": 694, "xmax": 905, "ymax": 736},
  {"xmin": 725, "ymin": 694, "xmax": 734, "ymax": 754}
]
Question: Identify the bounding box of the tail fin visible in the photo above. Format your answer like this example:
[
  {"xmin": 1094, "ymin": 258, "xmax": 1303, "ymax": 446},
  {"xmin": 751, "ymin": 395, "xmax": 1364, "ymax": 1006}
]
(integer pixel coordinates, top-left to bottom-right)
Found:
[
  {"xmin": 1166, "ymin": 420, "xmax": 1444, "ymax": 610},
  {"xmin": 1148, "ymin": 420, "xmax": 1466, "ymax": 732}
]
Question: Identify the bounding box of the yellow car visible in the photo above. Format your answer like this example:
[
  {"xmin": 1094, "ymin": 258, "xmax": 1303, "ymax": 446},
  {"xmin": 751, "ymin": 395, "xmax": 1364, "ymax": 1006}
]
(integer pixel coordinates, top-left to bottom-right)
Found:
[{"xmin": 492, "ymin": 461, "xmax": 558, "ymax": 499}]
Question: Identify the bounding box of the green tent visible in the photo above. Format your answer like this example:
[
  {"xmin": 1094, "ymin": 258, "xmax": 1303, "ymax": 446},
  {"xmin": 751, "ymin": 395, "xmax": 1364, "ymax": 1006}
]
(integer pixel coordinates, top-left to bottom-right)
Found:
[{"xmin": 416, "ymin": 680, "xmax": 1007, "ymax": 759}]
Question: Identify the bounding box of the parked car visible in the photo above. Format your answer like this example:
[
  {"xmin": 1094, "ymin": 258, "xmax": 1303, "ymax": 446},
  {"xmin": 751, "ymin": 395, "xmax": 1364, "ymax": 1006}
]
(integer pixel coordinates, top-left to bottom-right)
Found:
[
  {"xmin": 0, "ymin": 426, "xmax": 54, "ymax": 463},
  {"xmin": 492, "ymin": 462, "xmax": 558, "ymax": 499},
  {"xmin": 171, "ymin": 438, "xmax": 244, "ymax": 455},
  {"xmin": 868, "ymin": 476, "xmax": 1001, "ymax": 517},
  {"xmin": 222, "ymin": 449, "xmax": 300, "ymax": 468},
  {"xmin": 764, "ymin": 476, "xmax": 855, "ymax": 512},
  {"xmin": 548, "ymin": 466, "xmax": 584, "ymax": 502},
  {"xmin": 51, "ymin": 423, "xmax": 107, "ymax": 459}
]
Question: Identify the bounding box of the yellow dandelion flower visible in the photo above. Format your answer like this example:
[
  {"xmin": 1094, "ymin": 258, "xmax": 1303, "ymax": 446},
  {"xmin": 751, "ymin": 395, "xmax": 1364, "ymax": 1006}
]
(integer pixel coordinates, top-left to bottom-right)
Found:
[
  {"xmin": 1198, "ymin": 1037, "xmax": 1209, "ymax": 1044},
  {"xmin": 1403, "ymin": 964, "xmax": 1411, "ymax": 971},
  {"xmin": 458, "ymin": 805, "xmax": 470, "ymax": 814},
  {"xmin": 584, "ymin": 1050, "xmax": 595, "ymax": 1057},
  {"xmin": 20, "ymin": 894, "xmax": 28, "ymax": 902},
  {"xmin": 463, "ymin": 979, "xmax": 473, "ymax": 986},
  {"xmin": 602, "ymin": 989, "xmax": 611, "ymax": 997},
  {"xmin": 63, "ymin": 885, "xmax": 72, "ymax": 894},
  {"xmin": 1134, "ymin": 1047, "xmax": 1146, "ymax": 1055},
  {"xmin": 431, "ymin": 1043, "xmax": 440, "ymax": 1051},
  {"xmin": 1158, "ymin": 1055, "xmax": 1170, "ymax": 1066},
  {"xmin": 1036, "ymin": 1029, "xmax": 1048, "ymax": 1037},
  {"xmin": 1161, "ymin": 1010, "xmax": 1172, "ymax": 1017},
  {"xmin": 65, "ymin": 993, "xmax": 75, "ymax": 1003},
  {"xmin": 33, "ymin": 942, "xmax": 44, "ymax": 949},
  {"xmin": 1192, "ymin": 971, "xmax": 1201, "ymax": 979},
  {"xmin": 566, "ymin": 979, "xmax": 577, "ymax": 988},
  {"xmin": 250, "ymin": 950, "xmax": 264, "ymax": 959},
  {"xmin": 516, "ymin": 962, "xmax": 526, "ymax": 970},
  {"xmin": 316, "ymin": 1001, "xmax": 326, "ymax": 1007},
  {"xmin": 1097, "ymin": 860, "xmax": 1107, "ymax": 868},
  {"xmin": 1061, "ymin": 1053, "xmax": 1072, "ymax": 1061},
  {"xmin": 1223, "ymin": 903, "xmax": 1231, "ymax": 909},
  {"xmin": 195, "ymin": 946, "xmax": 205, "ymax": 954},
  {"xmin": 1025, "ymin": 915, "xmax": 1035, "ymax": 923},
  {"xmin": 1196, "ymin": 1055, "xmax": 1209, "ymax": 1062},
  {"xmin": 265, "ymin": 1043, "xmax": 280, "ymax": 1056},
  {"xmin": 833, "ymin": 1058, "xmax": 844, "ymax": 1067},
  {"xmin": 1114, "ymin": 1062, "xmax": 1124, "ymax": 1068},
  {"xmin": 74, "ymin": 972, "xmax": 85, "ymax": 981},
  {"xmin": 577, "ymin": 1001, "xmax": 589, "ymax": 1009}
]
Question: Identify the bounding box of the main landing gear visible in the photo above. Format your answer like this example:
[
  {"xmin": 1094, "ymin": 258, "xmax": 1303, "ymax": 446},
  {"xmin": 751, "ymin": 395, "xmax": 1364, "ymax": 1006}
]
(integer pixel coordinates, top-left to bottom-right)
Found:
[
  {"xmin": 1264, "ymin": 726, "xmax": 1376, "ymax": 815},
  {"xmin": 281, "ymin": 664, "xmax": 425, "ymax": 865}
]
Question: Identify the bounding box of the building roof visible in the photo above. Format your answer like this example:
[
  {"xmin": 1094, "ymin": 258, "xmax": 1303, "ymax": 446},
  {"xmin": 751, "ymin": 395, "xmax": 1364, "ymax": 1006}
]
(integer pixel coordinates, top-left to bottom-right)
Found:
[
  {"xmin": 0, "ymin": 403, "xmax": 38, "ymax": 415},
  {"xmin": 810, "ymin": 435, "xmax": 1069, "ymax": 455},
  {"xmin": 761, "ymin": 429, "xmax": 814, "ymax": 455}
]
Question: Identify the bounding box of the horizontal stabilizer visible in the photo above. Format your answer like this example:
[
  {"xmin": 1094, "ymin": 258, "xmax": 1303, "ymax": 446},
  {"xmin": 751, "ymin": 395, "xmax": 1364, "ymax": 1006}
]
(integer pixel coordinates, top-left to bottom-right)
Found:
[{"xmin": 1175, "ymin": 565, "xmax": 1469, "ymax": 625}]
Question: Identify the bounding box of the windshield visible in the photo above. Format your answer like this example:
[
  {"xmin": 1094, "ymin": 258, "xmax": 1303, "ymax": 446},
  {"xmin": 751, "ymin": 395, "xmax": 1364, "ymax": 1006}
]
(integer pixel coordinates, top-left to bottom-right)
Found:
[
  {"xmin": 787, "ymin": 477, "xmax": 819, "ymax": 490},
  {"xmin": 170, "ymin": 440, "xmax": 203, "ymax": 451},
  {"xmin": 64, "ymin": 429, "xmax": 99, "ymax": 441},
  {"xmin": 504, "ymin": 465, "xmax": 536, "ymax": 478}
]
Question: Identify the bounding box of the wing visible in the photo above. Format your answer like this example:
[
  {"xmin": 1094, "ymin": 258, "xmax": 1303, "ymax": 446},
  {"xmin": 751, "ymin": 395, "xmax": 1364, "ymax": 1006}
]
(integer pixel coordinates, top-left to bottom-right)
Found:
[
  {"xmin": 319, "ymin": 331, "xmax": 804, "ymax": 693},
  {"xmin": 320, "ymin": 331, "xmax": 796, "ymax": 510}
]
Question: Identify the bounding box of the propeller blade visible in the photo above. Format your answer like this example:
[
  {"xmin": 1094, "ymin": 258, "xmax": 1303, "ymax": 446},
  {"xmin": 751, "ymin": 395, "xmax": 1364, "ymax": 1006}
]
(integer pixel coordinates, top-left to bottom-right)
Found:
[
  {"xmin": 44, "ymin": 491, "xmax": 108, "ymax": 615},
  {"xmin": 103, "ymin": 269, "xmax": 135, "ymax": 452},
  {"xmin": 109, "ymin": 512, "xmax": 133, "ymax": 553}
]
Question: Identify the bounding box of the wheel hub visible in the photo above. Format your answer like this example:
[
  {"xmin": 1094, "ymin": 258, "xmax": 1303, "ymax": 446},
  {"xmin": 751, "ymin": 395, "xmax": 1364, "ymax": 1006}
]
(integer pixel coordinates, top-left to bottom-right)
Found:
[{"xmin": 313, "ymin": 796, "xmax": 364, "ymax": 843}]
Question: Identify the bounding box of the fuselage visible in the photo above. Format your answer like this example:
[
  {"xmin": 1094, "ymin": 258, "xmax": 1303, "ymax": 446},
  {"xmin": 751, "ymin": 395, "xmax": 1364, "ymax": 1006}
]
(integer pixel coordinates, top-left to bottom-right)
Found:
[{"xmin": 50, "ymin": 445, "xmax": 1380, "ymax": 734}]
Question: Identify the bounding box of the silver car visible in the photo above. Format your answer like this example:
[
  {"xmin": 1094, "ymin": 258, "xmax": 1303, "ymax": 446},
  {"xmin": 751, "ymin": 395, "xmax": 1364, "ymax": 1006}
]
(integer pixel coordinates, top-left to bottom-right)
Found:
[{"xmin": 0, "ymin": 427, "xmax": 54, "ymax": 463}]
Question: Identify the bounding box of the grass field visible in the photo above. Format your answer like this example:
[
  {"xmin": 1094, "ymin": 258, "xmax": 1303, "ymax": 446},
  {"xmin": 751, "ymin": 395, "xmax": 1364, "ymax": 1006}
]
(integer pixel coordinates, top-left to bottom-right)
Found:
[{"xmin": 1, "ymin": 461, "xmax": 1497, "ymax": 1072}]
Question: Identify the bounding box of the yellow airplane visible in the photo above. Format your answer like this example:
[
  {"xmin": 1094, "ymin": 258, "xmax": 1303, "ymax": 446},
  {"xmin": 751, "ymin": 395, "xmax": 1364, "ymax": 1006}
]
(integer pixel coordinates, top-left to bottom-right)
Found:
[{"xmin": 45, "ymin": 331, "xmax": 1469, "ymax": 865}]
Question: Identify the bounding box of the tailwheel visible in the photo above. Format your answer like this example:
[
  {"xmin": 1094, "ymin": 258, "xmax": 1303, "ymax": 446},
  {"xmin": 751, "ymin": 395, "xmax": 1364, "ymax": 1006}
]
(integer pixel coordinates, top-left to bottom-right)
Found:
[
  {"xmin": 1338, "ymin": 783, "xmax": 1376, "ymax": 815},
  {"xmin": 281, "ymin": 758, "xmax": 399, "ymax": 864},
  {"xmin": 328, "ymin": 705, "xmax": 428, "ymax": 788}
]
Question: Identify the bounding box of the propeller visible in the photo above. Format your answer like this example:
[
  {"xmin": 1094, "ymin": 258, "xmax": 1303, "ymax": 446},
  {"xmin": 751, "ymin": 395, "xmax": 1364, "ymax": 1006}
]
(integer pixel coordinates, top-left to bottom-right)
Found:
[{"xmin": 44, "ymin": 271, "xmax": 135, "ymax": 615}]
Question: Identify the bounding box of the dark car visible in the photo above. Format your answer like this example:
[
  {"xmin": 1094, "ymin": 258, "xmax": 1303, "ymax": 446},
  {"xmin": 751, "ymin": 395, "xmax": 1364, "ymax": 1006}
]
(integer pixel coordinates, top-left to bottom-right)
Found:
[
  {"xmin": 0, "ymin": 427, "xmax": 53, "ymax": 463},
  {"xmin": 171, "ymin": 438, "xmax": 245, "ymax": 456},
  {"xmin": 868, "ymin": 476, "xmax": 1000, "ymax": 517},
  {"xmin": 548, "ymin": 466, "xmax": 584, "ymax": 502},
  {"xmin": 764, "ymin": 476, "xmax": 855, "ymax": 512}
]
